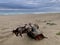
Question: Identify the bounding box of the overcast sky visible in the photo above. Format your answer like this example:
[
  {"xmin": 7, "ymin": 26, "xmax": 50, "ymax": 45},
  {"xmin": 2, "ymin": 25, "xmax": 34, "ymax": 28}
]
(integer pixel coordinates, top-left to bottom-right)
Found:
[{"xmin": 0, "ymin": 0, "xmax": 60, "ymax": 12}]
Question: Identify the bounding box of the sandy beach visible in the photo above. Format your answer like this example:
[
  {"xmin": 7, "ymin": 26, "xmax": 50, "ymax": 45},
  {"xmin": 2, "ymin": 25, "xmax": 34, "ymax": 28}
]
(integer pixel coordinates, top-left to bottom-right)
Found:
[{"xmin": 0, "ymin": 13, "xmax": 60, "ymax": 45}]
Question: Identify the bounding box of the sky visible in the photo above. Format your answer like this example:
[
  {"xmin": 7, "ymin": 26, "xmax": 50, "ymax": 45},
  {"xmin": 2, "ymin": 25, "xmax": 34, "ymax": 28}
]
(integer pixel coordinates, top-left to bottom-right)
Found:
[{"xmin": 0, "ymin": 0, "xmax": 60, "ymax": 12}]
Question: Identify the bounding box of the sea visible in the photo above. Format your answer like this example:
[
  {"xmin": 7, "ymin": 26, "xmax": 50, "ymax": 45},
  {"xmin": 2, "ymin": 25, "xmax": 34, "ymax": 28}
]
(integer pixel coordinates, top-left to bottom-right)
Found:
[{"xmin": 0, "ymin": 10, "xmax": 60, "ymax": 15}]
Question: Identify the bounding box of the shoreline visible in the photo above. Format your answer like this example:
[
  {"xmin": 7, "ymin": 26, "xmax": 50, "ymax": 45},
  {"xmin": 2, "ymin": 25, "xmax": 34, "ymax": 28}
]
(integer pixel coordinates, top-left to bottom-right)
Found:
[
  {"xmin": 0, "ymin": 13, "xmax": 60, "ymax": 16},
  {"xmin": 0, "ymin": 12, "xmax": 60, "ymax": 15}
]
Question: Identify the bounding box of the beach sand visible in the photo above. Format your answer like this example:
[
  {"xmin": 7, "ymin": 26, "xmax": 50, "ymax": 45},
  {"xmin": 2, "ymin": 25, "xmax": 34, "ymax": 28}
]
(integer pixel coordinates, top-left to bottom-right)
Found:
[{"xmin": 0, "ymin": 13, "xmax": 60, "ymax": 45}]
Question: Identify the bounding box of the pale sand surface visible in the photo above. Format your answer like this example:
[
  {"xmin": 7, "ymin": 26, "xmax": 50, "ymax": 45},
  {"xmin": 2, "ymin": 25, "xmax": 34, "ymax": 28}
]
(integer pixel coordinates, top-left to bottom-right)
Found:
[{"xmin": 0, "ymin": 13, "xmax": 60, "ymax": 45}]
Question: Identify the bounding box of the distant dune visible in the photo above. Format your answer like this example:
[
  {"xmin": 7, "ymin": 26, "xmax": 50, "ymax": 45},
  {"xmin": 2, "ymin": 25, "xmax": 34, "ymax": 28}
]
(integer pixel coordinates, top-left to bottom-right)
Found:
[{"xmin": 0, "ymin": 13, "xmax": 60, "ymax": 45}]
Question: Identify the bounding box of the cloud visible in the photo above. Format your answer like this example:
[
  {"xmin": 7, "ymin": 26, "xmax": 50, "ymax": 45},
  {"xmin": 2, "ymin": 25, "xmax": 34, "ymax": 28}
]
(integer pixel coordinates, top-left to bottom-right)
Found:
[
  {"xmin": 50, "ymin": 0, "xmax": 60, "ymax": 2},
  {"xmin": 0, "ymin": 0, "xmax": 60, "ymax": 12},
  {"xmin": 0, "ymin": 0, "xmax": 41, "ymax": 9}
]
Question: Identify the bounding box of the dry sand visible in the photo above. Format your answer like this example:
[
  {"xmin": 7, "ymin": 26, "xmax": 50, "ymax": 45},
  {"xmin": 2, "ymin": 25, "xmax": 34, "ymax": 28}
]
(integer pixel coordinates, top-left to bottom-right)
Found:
[{"xmin": 0, "ymin": 13, "xmax": 60, "ymax": 45}]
